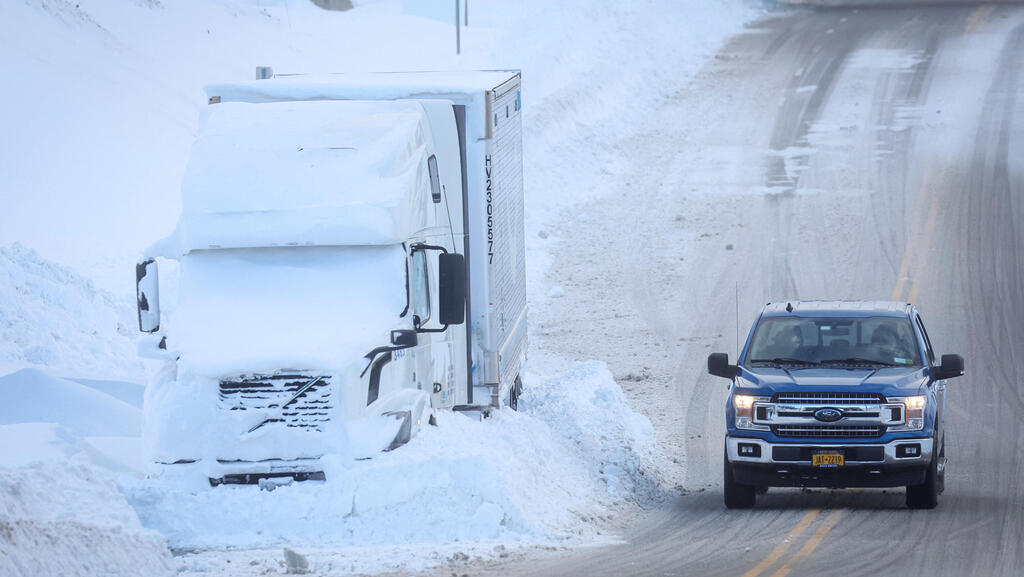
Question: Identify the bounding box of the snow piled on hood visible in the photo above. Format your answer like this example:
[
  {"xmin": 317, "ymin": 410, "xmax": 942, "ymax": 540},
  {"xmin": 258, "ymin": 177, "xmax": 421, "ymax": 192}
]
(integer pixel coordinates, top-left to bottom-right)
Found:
[{"xmin": 168, "ymin": 245, "xmax": 407, "ymax": 377}]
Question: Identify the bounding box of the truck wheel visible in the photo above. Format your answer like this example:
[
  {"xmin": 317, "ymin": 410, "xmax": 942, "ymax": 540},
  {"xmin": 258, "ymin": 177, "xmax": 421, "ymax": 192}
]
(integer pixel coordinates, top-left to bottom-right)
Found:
[
  {"xmin": 724, "ymin": 453, "xmax": 757, "ymax": 509},
  {"xmin": 906, "ymin": 452, "xmax": 940, "ymax": 509}
]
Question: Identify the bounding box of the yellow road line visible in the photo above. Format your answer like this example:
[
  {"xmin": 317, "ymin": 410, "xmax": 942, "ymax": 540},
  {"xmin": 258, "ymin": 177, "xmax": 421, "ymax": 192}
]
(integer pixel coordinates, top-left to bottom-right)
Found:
[
  {"xmin": 892, "ymin": 246, "xmax": 912, "ymax": 301},
  {"xmin": 964, "ymin": 5, "xmax": 995, "ymax": 36},
  {"xmin": 893, "ymin": 159, "xmax": 946, "ymax": 304},
  {"xmin": 907, "ymin": 173, "xmax": 943, "ymax": 305},
  {"xmin": 767, "ymin": 509, "xmax": 846, "ymax": 577},
  {"xmin": 892, "ymin": 158, "xmax": 934, "ymax": 301},
  {"xmin": 739, "ymin": 510, "xmax": 821, "ymax": 577}
]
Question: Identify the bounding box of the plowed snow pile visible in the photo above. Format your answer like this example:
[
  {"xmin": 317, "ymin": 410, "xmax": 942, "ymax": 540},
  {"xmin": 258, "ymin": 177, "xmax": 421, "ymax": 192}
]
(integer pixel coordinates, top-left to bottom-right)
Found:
[
  {"xmin": 0, "ymin": 244, "xmax": 143, "ymax": 381},
  {"xmin": 122, "ymin": 362, "xmax": 659, "ymax": 551},
  {"xmin": 0, "ymin": 423, "xmax": 171, "ymax": 577}
]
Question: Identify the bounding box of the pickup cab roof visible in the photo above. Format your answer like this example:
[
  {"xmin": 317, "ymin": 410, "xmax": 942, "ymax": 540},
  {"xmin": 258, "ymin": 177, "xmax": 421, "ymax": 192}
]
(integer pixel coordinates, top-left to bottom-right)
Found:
[{"xmin": 761, "ymin": 300, "xmax": 913, "ymax": 318}]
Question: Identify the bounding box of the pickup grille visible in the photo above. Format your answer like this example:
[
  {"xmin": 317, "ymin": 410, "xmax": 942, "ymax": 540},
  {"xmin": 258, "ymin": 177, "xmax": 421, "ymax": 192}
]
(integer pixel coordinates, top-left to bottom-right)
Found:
[
  {"xmin": 219, "ymin": 374, "xmax": 332, "ymax": 431},
  {"xmin": 772, "ymin": 425, "xmax": 886, "ymax": 438},
  {"xmin": 773, "ymin": 392, "xmax": 887, "ymax": 404}
]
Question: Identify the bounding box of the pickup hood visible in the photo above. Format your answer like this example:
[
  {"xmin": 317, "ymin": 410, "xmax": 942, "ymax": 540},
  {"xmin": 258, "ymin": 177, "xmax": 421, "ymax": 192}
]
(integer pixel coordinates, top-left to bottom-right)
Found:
[{"xmin": 735, "ymin": 365, "xmax": 929, "ymax": 398}]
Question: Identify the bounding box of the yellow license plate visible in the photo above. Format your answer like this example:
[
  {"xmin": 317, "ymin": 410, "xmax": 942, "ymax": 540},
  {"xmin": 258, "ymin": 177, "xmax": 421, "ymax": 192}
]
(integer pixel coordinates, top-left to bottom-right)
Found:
[{"xmin": 812, "ymin": 453, "xmax": 844, "ymax": 467}]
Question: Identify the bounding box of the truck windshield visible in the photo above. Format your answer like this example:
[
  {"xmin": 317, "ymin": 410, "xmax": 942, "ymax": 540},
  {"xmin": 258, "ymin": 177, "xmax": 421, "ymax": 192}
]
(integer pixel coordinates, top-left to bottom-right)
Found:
[
  {"xmin": 170, "ymin": 244, "xmax": 407, "ymax": 377},
  {"xmin": 746, "ymin": 316, "xmax": 921, "ymax": 367}
]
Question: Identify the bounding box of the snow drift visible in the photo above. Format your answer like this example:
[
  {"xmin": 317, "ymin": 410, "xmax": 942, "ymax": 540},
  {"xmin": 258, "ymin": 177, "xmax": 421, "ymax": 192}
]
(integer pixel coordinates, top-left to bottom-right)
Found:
[
  {"xmin": 0, "ymin": 423, "xmax": 172, "ymax": 577},
  {"xmin": 122, "ymin": 362, "xmax": 663, "ymax": 558},
  {"xmin": 0, "ymin": 244, "xmax": 143, "ymax": 381}
]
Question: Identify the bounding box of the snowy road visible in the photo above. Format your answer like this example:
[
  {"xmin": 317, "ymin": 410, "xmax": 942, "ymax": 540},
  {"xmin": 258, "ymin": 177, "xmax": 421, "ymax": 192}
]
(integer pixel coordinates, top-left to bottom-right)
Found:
[{"xmin": 451, "ymin": 3, "xmax": 1024, "ymax": 576}]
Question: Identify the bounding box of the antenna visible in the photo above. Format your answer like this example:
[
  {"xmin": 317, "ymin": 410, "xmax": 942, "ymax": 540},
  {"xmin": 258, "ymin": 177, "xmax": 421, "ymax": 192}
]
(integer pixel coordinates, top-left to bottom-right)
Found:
[{"xmin": 735, "ymin": 281, "xmax": 740, "ymax": 359}]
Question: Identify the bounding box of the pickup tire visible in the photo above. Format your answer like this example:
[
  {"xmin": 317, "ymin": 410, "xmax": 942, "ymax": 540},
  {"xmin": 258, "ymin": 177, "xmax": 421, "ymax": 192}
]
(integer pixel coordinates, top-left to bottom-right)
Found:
[
  {"xmin": 906, "ymin": 450, "xmax": 940, "ymax": 509},
  {"xmin": 724, "ymin": 452, "xmax": 757, "ymax": 509}
]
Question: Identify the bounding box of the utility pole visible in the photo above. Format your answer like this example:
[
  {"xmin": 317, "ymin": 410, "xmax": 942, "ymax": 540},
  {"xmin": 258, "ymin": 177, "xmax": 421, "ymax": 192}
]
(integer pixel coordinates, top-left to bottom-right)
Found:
[{"xmin": 455, "ymin": 0, "xmax": 460, "ymax": 55}]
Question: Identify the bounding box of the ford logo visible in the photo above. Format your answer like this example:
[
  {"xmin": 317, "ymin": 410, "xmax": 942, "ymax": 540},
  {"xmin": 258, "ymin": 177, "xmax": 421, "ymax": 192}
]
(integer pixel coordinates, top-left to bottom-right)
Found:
[{"xmin": 814, "ymin": 408, "xmax": 844, "ymax": 422}]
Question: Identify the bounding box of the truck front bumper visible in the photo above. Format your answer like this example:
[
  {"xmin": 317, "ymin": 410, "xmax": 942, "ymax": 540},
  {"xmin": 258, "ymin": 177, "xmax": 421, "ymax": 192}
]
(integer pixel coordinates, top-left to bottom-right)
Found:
[{"xmin": 726, "ymin": 436, "xmax": 933, "ymax": 488}]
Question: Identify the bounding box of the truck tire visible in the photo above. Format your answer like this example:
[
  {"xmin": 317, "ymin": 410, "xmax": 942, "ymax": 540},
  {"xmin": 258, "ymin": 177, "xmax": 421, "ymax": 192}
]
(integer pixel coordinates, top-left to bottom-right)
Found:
[
  {"xmin": 906, "ymin": 451, "xmax": 940, "ymax": 509},
  {"xmin": 724, "ymin": 452, "xmax": 757, "ymax": 509}
]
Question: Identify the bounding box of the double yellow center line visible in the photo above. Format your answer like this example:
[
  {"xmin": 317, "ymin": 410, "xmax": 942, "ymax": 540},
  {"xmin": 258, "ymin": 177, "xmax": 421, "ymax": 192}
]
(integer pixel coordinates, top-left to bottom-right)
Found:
[{"xmin": 739, "ymin": 509, "xmax": 845, "ymax": 577}]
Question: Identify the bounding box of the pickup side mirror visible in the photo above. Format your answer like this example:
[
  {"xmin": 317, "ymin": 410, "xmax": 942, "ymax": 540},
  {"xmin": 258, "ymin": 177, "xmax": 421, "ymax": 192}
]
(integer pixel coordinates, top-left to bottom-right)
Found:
[
  {"xmin": 708, "ymin": 352, "xmax": 738, "ymax": 380},
  {"xmin": 136, "ymin": 259, "xmax": 160, "ymax": 333},
  {"xmin": 438, "ymin": 253, "xmax": 466, "ymax": 326},
  {"xmin": 933, "ymin": 354, "xmax": 964, "ymax": 380}
]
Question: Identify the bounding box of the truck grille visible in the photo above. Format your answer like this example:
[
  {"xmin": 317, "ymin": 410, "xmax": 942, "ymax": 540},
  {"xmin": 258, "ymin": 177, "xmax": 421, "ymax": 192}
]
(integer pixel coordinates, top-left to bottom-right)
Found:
[
  {"xmin": 219, "ymin": 374, "xmax": 332, "ymax": 431},
  {"xmin": 773, "ymin": 392, "xmax": 887, "ymax": 404},
  {"xmin": 772, "ymin": 425, "xmax": 886, "ymax": 438}
]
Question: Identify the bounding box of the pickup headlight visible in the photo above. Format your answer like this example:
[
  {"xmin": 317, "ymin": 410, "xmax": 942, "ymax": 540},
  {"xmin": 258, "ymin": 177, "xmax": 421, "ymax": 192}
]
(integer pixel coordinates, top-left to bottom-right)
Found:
[
  {"xmin": 733, "ymin": 395, "xmax": 770, "ymax": 430},
  {"xmin": 890, "ymin": 395, "xmax": 926, "ymax": 431}
]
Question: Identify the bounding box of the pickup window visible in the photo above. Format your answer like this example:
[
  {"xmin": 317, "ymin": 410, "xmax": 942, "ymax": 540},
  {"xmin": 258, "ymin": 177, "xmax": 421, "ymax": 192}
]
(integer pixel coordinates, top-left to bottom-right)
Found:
[{"xmin": 747, "ymin": 316, "xmax": 921, "ymax": 367}]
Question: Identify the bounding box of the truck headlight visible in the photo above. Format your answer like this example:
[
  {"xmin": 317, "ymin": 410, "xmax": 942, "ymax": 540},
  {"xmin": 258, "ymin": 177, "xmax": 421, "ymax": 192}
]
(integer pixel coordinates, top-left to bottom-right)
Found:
[
  {"xmin": 890, "ymin": 395, "xmax": 926, "ymax": 431},
  {"xmin": 733, "ymin": 395, "xmax": 769, "ymax": 430}
]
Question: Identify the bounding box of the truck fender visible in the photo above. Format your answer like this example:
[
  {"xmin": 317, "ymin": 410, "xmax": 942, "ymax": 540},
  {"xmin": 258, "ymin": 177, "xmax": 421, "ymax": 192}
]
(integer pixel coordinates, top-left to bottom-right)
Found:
[{"xmin": 368, "ymin": 389, "xmax": 433, "ymax": 449}]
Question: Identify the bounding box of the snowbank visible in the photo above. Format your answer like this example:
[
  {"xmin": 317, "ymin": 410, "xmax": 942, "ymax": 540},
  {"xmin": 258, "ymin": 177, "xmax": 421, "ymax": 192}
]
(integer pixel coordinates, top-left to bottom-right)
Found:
[
  {"xmin": 122, "ymin": 362, "xmax": 662, "ymax": 572},
  {"xmin": 0, "ymin": 423, "xmax": 173, "ymax": 577},
  {"xmin": 0, "ymin": 368, "xmax": 140, "ymax": 437},
  {"xmin": 0, "ymin": 244, "xmax": 144, "ymax": 382}
]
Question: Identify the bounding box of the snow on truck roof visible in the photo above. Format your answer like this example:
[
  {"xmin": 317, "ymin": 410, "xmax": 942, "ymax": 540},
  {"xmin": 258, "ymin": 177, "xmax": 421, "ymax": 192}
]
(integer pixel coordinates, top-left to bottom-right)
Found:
[
  {"xmin": 762, "ymin": 300, "xmax": 912, "ymax": 317},
  {"xmin": 152, "ymin": 99, "xmax": 434, "ymax": 255},
  {"xmin": 206, "ymin": 70, "xmax": 520, "ymax": 105}
]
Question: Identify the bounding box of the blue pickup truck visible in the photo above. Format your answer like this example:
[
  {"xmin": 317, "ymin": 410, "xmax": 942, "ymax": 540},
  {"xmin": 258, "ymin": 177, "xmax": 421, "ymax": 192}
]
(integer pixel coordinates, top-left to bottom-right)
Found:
[{"xmin": 708, "ymin": 301, "xmax": 964, "ymax": 509}]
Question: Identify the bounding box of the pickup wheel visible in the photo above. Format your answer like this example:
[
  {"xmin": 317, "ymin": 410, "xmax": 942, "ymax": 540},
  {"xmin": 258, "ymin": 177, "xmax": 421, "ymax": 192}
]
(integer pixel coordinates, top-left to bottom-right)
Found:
[
  {"xmin": 724, "ymin": 453, "xmax": 757, "ymax": 509},
  {"xmin": 906, "ymin": 451, "xmax": 940, "ymax": 510}
]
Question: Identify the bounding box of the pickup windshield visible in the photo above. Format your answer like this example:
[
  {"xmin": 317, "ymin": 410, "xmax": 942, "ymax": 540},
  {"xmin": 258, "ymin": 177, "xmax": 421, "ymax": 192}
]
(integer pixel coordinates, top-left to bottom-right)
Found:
[{"xmin": 746, "ymin": 316, "xmax": 921, "ymax": 367}]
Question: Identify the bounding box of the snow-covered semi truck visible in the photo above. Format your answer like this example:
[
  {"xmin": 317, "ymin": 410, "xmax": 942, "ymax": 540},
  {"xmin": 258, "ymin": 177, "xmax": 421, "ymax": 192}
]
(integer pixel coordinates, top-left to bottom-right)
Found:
[{"xmin": 135, "ymin": 71, "xmax": 526, "ymax": 485}]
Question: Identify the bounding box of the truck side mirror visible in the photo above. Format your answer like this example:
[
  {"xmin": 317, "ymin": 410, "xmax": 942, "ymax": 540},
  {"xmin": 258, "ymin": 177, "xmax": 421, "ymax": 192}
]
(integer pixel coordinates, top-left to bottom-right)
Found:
[
  {"xmin": 438, "ymin": 253, "xmax": 466, "ymax": 325},
  {"xmin": 933, "ymin": 354, "xmax": 964, "ymax": 380},
  {"xmin": 708, "ymin": 352, "xmax": 738, "ymax": 380},
  {"xmin": 136, "ymin": 258, "xmax": 160, "ymax": 333},
  {"xmin": 390, "ymin": 329, "xmax": 418, "ymax": 347}
]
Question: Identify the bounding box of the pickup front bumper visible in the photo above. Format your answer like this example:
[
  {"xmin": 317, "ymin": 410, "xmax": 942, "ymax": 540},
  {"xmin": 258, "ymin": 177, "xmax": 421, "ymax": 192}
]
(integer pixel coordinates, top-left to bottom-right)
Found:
[{"xmin": 726, "ymin": 436, "xmax": 933, "ymax": 488}]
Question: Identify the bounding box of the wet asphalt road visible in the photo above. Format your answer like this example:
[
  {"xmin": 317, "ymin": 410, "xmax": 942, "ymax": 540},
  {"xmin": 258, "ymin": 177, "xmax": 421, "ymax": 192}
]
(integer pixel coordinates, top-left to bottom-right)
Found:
[{"xmin": 449, "ymin": 3, "xmax": 1024, "ymax": 576}]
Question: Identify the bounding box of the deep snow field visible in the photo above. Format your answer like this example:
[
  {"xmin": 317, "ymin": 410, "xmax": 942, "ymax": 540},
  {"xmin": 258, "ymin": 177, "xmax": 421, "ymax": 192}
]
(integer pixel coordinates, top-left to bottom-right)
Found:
[{"xmin": 0, "ymin": 1, "xmax": 757, "ymax": 575}]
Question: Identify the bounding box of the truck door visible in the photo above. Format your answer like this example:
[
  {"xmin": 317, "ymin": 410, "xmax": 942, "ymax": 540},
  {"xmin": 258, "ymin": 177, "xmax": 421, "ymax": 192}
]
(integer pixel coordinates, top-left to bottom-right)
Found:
[{"xmin": 410, "ymin": 245, "xmax": 456, "ymax": 409}]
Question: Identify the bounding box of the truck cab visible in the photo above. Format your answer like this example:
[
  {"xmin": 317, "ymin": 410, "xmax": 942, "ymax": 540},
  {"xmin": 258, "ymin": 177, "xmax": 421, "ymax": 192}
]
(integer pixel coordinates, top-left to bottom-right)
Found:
[
  {"xmin": 708, "ymin": 300, "xmax": 964, "ymax": 509},
  {"xmin": 134, "ymin": 71, "xmax": 526, "ymax": 487}
]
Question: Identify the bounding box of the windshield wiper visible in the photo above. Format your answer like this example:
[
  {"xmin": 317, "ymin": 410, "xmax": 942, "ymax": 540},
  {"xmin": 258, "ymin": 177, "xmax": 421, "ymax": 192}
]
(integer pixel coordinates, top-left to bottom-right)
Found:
[
  {"xmin": 750, "ymin": 357, "xmax": 819, "ymax": 367},
  {"xmin": 819, "ymin": 357, "xmax": 900, "ymax": 367}
]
